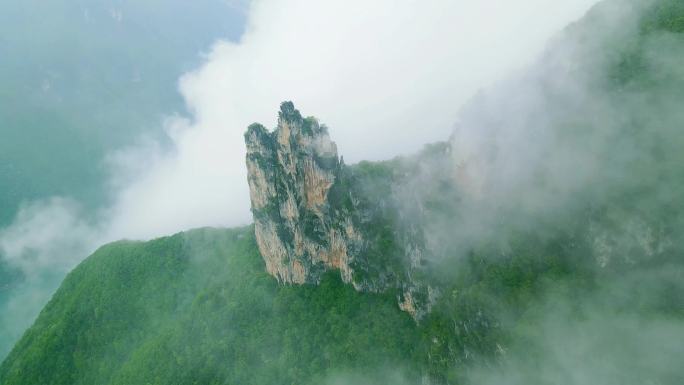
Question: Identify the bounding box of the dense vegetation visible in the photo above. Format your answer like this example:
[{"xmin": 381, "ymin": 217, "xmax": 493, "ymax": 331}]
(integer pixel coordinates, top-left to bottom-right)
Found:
[
  {"xmin": 0, "ymin": 228, "xmax": 424, "ymax": 385},
  {"xmin": 3, "ymin": 221, "xmax": 678, "ymax": 384},
  {"xmin": 0, "ymin": 227, "xmax": 622, "ymax": 384}
]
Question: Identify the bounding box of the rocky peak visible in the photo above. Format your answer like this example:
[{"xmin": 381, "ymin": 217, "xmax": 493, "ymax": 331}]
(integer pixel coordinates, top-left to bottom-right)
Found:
[
  {"xmin": 245, "ymin": 102, "xmax": 437, "ymax": 320},
  {"xmin": 245, "ymin": 102, "xmax": 361, "ymax": 285}
]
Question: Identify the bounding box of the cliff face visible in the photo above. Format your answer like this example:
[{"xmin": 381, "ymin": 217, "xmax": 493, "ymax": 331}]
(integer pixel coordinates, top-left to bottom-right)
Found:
[
  {"xmin": 245, "ymin": 102, "xmax": 437, "ymax": 318},
  {"xmin": 245, "ymin": 102, "xmax": 363, "ymax": 286}
]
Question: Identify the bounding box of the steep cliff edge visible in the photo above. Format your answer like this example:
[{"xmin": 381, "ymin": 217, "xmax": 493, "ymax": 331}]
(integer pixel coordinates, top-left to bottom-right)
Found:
[
  {"xmin": 245, "ymin": 102, "xmax": 438, "ymax": 318},
  {"xmin": 245, "ymin": 102, "xmax": 361, "ymax": 286}
]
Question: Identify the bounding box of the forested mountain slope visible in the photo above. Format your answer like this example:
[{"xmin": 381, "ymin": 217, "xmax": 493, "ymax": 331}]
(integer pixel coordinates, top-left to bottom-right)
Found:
[{"xmin": 0, "ymin": 228, "xmax": 423, "ymax": 385}]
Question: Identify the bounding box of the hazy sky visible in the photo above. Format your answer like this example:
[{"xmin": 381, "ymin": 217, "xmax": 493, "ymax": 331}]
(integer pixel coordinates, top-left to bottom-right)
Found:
[{"xmin": 0, "ymin": 0, "xmax": 248, "ymax": 225}]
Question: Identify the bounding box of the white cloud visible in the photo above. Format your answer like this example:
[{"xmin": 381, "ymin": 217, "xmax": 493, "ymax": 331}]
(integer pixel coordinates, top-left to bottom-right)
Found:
[
  {"xmin": 0, "ymin": 198, "xmax": 101, "ymax": 276},
  {"xmin": 107, "ymin": 0, "xmax": 599, "ymax": 239}
]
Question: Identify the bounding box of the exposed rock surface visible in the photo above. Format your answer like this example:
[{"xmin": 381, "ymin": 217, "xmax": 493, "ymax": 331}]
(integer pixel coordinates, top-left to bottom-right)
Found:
[
  {"xmin": 245, "ymin": 102, "xmax": 436, "ymax": 319},
  {"xmin": 245, "ymin": 102, "xmax": 362, "ymax": 286}
]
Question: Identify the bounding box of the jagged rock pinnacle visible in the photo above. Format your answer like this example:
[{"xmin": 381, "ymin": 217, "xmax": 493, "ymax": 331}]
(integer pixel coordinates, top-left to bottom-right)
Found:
[
  {"xmin": 245, "ymin": 102, "xmax": 438, "ymax": 320},
  {"xmin": 245, "ymin": 102, "xmax": 361, "ymax": 285}
]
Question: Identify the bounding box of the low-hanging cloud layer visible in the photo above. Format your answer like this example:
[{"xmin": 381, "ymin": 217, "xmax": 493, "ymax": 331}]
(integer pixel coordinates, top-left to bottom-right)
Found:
[
  {"xmin": 106, "ymin": 0, "xmax": 599, "ymax": 239},
  {"xmin": 0, "ymin": 0, "xmax": 599, "ymax": 358}
]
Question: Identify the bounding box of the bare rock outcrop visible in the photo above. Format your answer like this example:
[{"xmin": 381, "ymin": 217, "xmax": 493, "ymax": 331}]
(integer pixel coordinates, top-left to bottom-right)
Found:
[
  {"xmin": 245, "ymin": 102, "xmax": 437, "ymax": 319},
  {"xmin": 245, "ymin": 102, "xmax": 362, "ymax": 285}
]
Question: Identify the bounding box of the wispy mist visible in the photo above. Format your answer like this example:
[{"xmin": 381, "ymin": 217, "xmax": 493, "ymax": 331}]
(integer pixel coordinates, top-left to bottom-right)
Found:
[
  {"xmin": 0, "ymin": 198, "xmax": 103, "ymax": 357},
  {"xmin": 468, "ymin": 265, "xmax": 684, "ymax": 385},
  {"xmin": 408, "ymin": 0, "xmax": 684, "ymax": 261},
  {"xmin": 106, "ymin": 0, "xmax": 598, "ymax": 237},
  {"xmin": 407, "ymin": 1, "xmax": 684, "ymax": 383}
]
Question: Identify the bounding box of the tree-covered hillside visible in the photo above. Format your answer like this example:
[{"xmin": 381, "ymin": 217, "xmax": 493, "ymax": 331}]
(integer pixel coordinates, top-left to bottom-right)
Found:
[
  {"xmin": 2, "ymin": 222, "xmax": 679, "ymax": 384},
  {"xmin": 0, "ymin": 228, "xmax": 424, "ymax": 385}
]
